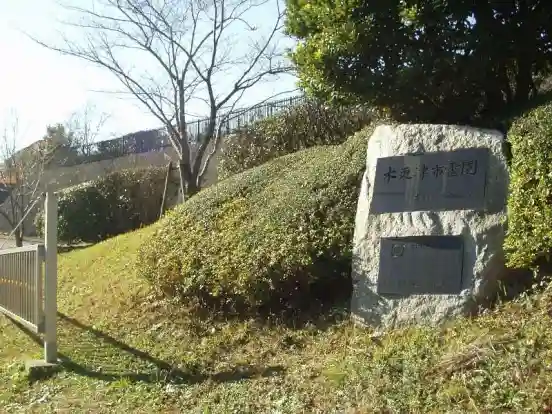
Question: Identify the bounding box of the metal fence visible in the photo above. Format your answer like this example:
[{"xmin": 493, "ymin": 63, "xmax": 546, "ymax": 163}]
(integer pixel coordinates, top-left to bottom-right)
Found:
[
  {"xmin": 0, "ymin": 244, "xmax": 44, "ymax": 333},
  {"xmin": 55, "ymin": 95, "xmax": 305, "ymax": 167},
  {"xmin": 0, "ymin": 192, "xmax": 58, "ymax": 364}
]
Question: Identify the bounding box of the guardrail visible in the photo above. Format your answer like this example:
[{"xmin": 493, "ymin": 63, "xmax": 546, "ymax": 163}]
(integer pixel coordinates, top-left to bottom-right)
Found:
[{"xmin": 52, "ymin": 95, "xmax": 305, "ymax": 167}]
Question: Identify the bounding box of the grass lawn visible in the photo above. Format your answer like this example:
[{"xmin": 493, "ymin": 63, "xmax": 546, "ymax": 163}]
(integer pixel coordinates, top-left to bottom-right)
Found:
[{"xmin": 2, "ymin": 227, "xmax": 552, "ymax": 413}]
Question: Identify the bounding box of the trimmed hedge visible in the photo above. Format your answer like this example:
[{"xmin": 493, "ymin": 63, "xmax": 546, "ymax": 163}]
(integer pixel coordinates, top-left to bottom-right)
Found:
[
  {"xmin": 137, "ymin": 125, "xmax": 375, "ymax": 315},
  {"xmin": 36, "ymin": 167, "xmax": 178, "ymax": 244},
  {"xmin": 505, "ymin": 101, "xmax": 552, "ymax": 268},
  {"xmin": 218, "ymin": 100, "xmax": 374, "ymax": 179}
]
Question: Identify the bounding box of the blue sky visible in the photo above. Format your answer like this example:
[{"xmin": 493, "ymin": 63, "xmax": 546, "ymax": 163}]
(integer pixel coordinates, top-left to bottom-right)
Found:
[{"xmin": 0, "ymin": 0, "xmax": 298, "ymax": 149}]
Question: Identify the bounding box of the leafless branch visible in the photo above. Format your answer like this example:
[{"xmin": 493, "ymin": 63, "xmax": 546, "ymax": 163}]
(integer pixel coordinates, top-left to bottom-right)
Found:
[
  {"xmin": 66, "ymin": 102, "xmax": 111, "ymax": 148},
  {"xmin": 0, "ymin": 110, "xmax": 61, "ymax": 245},
  {"xmin": 28, "ymin": 0, "xmax": 292, "ymax": 199}
]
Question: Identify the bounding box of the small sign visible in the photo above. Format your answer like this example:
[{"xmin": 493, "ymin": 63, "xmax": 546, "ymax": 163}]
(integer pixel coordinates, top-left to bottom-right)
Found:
[
  {"xmin": 377, "ymin": 236, "xmax": 464, "ymax": 295},
  {"xmin": 370, "ymin": 148, "xmax": 489, "ymax": 213}
]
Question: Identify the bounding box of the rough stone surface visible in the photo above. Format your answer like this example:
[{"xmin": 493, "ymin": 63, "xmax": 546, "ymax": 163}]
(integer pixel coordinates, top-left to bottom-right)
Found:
[{"xmin": 351, "ymin": 124, "xmax": 509, "ymax": 329}]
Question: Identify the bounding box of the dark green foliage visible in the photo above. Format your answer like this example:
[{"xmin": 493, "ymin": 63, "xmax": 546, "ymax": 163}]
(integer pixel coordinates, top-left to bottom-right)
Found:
[
  {"xmin": 286, "ymin": 0, "xmax": 552, "ymax": 125},
  {"xmin": 137, "ymin": 125, "xmax": 375, "ymax": 316},
  {"xmin": 218, "ymin": 99, "xmax": 374, "ymax": 178},
  {"xmin": 505, "ymin": 102, "xmax": 552, "ymax": 268},
  {"xmin": 36, "ymin": 167, "xmax": 178, "ymax": 244}
]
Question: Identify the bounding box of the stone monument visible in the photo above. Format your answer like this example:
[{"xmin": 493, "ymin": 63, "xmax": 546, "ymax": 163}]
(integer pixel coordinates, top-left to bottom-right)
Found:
[{"xmin": 351, "ymin": 124, "xmax": 509, "ymax": 329}]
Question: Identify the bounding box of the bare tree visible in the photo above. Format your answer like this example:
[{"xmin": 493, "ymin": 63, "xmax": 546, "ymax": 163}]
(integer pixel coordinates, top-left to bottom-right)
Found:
[
  {"xmin": 0, "ymin": 112, "xmax": 54, "ymax": 247},
  {"xmin": 32, "ymin": 0, "xmax": 292, "ymax": 199},
  {"xmin": 66, "ymin": 102, "xmax": 111, "ymax": 149}
]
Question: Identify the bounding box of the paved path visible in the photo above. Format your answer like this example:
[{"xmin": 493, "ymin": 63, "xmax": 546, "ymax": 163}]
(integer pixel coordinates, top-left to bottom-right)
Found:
[{"xmin": 0, "ymin": 235, "xmax": 42, "ymax": 250}]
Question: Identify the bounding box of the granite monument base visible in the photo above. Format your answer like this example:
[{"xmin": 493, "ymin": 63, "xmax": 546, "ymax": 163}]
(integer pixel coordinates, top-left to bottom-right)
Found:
[{"xmin": 351, "ymin": 124, "xmax": 509, "ymax": 329}]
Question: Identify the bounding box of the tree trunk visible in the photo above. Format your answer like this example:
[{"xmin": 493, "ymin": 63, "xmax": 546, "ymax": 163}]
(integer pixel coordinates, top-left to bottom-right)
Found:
[
  {"xmin": 483, "ymin": 80, "xmax": 505, "ymax": 116},
  {"xmin": 514, "ymin": 59, "xmax": 533, "ymax": 105},
  {"xmin": 14, "ymin": 228, "xmax": 23, "ymax": 248},
  {"xmin": 178, "ymin": 161, "xmax": 200, "ymax": 202},
  {"xmin": 513, "ymin": 0, "xmax": 533, "ymax": 105}
]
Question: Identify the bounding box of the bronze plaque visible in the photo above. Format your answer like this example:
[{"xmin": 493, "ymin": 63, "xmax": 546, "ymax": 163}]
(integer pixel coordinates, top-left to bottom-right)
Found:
[
  {"xmin": 370, "ymin": 148, "xmax": 489, "ymax": 213},
  {"xmin": 377, "ymin": 236, "xmax": 464, "ymax": 295}
]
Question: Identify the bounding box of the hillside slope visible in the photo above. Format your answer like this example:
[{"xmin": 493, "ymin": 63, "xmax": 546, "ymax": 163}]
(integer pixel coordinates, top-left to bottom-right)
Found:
[
  {"xmin": 138, "ymin": 126, "xmax": 373, "ymax": 316},
  {"xmin": 1, "ymin": 129, "xmax": 552, "ymax": 412}
]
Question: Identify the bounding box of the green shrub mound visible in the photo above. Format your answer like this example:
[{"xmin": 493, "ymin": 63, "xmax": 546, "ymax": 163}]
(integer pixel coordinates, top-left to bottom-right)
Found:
[
  {"xmin": 138, "ymin": 126, "xmax": 375, "ymax": 315},
  {"xmin": 36, "ymin": 167, "xmax": 178, "ymax": 244},
  {"xmin": 218, "ymin": 99, "xmax": 374, "ymax": 179},
  {"xmin": 505, "ymin": 102, "xmax": 552, "ymax": 268}
]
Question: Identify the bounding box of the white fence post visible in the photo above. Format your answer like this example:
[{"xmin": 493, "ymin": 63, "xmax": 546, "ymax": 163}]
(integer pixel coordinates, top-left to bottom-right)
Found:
[{"xmin": 44, "ymin": 191, "xmax": 58, "ymax": 364}]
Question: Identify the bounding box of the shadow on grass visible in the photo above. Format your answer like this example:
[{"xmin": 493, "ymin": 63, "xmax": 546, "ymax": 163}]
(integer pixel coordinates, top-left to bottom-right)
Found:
[
  {"xmin": 263, "ymin": 300, "xmax": 351, "ymax": 331},
  {"xmin": 10, "ymin": 313, "xmax": 285, "ymax": 385},
  {"xmin": 186, "ymin": 291, "xmax": 352, "ymax": 333}
]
